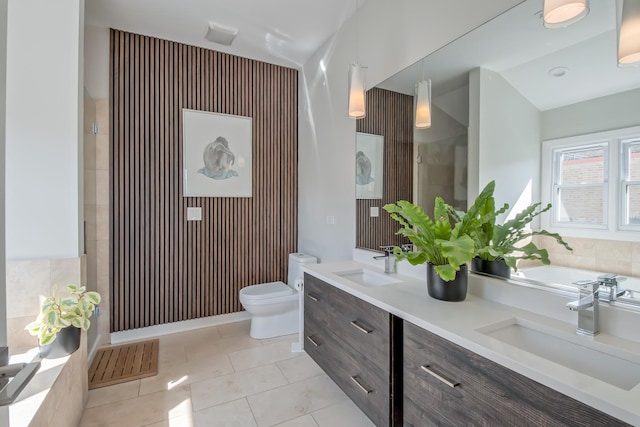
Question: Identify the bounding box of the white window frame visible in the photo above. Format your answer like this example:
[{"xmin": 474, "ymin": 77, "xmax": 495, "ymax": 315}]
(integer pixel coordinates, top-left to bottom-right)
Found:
[
  {"xmin": 619, "ymin": 137, "xmax": 640, "ymax": 231},
  {"xmin": 541, "ymin": 126, "xmax": 640, "ymax": 241}
]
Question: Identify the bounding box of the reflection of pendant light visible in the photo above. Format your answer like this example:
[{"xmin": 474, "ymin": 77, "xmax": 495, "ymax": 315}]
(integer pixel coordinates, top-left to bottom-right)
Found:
[
  {"xmin": 348, "ymin": 0, "xmax": 366, "ymax": 119},
  {"xmin": 618, "ymin": 0, "xmax": 640, "ymax": 65},
  {"xmin": 415, "ymin": 60, "xmax": 431, "ymax": 129},
  {"xmin": 543, "ymin": 0, "xmax": 589, "ymax": 28}
]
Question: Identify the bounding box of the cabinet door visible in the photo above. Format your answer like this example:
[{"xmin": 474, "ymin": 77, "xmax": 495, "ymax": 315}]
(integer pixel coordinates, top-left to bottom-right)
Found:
[{"xmin": 403, "ymin": 321, "xmax": 630, "ymax": 427}]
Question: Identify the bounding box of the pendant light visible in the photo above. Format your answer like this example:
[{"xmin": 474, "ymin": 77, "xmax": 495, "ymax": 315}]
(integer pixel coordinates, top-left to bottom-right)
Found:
[
  {"xmin": 617, "ymin": 0, "xmax": 640, "ymax": 65},
  {"xmin": 348, "ymin": 0, "xmax": 366, "ymax": 119},
  {"xmin": 543, "ymin": 0, "xmax": 589, "ymax": 28},
  {"xmin": 415, "ymin": 60, "xmax": 431, "ymax": 129}
]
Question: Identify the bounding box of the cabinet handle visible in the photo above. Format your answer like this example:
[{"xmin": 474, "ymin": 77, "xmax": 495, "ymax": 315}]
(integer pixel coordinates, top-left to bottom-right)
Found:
[
  {"xmin": 350, "ymin": 320, "xmax": 373, "ymax": 334},
  {"xmin": 420, "ymin": 364, "xmax": 459, "ymax": 388},
  {"xmin": 306, "ymin": 336, "xmax": 319, "ymax": 347},
  {"xmin": 307, "ymin": 293, "xmax": 319, "ymax": 302},
  {"xmin": 350, "ymin": 375, "xmax": 373, "ymax": 394}
]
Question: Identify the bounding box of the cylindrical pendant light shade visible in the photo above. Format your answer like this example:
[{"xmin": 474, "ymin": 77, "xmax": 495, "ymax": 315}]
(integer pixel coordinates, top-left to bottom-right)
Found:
[
  {"xmin": 543, "ymin": 0, "xmax": 589, "ymax": 28},
  {"xmin": 348, "ymin": 63, "xmax": 366, "ymax": 119},
  {"xmin": 415, "ymin": 80, "xmax": 432, "ymax": 129},
  {"xmin": 618, "ymin": 0, "xmax": 640, "ymax": 65}
]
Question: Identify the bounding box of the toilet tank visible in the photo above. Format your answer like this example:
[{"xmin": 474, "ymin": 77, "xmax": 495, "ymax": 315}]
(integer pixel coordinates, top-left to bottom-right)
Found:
[{"xmin": 288, "ymin": 253, "xmax": 317, "ymax": 286}]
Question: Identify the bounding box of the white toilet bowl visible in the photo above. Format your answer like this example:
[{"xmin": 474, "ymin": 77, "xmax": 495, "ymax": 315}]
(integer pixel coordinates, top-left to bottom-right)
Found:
[{"xmin": 239, "ymin": 253, "xmax": 317, "ymax": 339}]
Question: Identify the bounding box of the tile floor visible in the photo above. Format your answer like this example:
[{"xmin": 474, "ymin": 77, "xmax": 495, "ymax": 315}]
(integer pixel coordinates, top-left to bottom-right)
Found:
[{"xmin": 79, "ymin": 320, "xmax": 375, "ymax": 427}]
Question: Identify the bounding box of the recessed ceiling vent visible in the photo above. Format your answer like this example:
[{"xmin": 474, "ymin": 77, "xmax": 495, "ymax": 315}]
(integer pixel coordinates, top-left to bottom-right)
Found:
[{"xmin": 205, "ymin": 22, "xmax": 238, "ymax": 46}]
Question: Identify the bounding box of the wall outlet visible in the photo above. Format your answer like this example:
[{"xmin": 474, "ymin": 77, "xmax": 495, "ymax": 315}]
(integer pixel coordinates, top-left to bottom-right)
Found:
[
  {"xmin": 187, "ymin": 207, "xmax": 202, "ymax": 221},
  {"xmin": 370, "ymin": 207, "xmax": 379, "ymax": 217},
  {"xmin": 326, "ymin": 215, "xmax": 335, "ymax": 225}
]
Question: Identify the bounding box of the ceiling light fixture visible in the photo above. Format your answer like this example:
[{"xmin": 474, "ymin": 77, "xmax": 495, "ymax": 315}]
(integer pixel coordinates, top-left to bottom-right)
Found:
[
  {"xmin": 348, "ymin": 0, "xmax": 366, "ymax": 119},
  {"xmin": 543, "ymin": 0, "xmax": 589, "ymax": 28},
  {"xmin": 205, "ymin": 22, "xmax": 238, "ymax": 46},
  {"xmin": 415, "ymin": 61, "xmax": 432, "ymax": 129},
  {"xmin": 617, "ymin": 0, "xmax": 640, "ymax": 65}
]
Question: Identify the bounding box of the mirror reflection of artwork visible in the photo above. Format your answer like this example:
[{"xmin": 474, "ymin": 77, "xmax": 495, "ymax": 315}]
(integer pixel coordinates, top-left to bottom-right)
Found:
[
  {"xmin": 183, "ymin": 109, "xmax": 252, "ymax": 197},
  {"xmin": 356, "ymin": 132, "xmax": 384, "ymax": 199}
]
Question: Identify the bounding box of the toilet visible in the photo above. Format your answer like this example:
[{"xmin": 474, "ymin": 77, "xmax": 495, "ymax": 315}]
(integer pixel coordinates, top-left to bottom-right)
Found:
[{"xmin": 239, "ymin": 253, "xmax": 318, "ymax": 339}]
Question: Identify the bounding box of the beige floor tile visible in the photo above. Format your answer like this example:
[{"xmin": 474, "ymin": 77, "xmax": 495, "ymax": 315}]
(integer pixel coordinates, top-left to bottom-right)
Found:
[
  {"xmin": 186, "ymin": 333, "xmax": 262, "ymax": 362},
  {"xmin": 190, "ymin": 363, "xmax": 288, "ymax": 411},
  {"xmin": 230, "ymin": 340, "xmax": 301, "ymax": 371},
  {"xmin": 311, "ymin": 400, "xmax": 374, "ymax": 427},
  {"xmin": 275, "ymin": 414, "xmax": 319, "ymax": 427},
  {"xmin": 79, "ymin": 385, "xmax": 192, "ymax": 427},
  {"xmin": 86, "ymin": 380, "xmax": 140, "ymax": 408},
  {"xmin": 159, "ymin": 326, "xmax": 221, "ymax": 347},
  {"xmin": 260, "ymin": 333, "xmax": 298, "ymax": 346},
  {"xmin": 247, "ymin": 375, "xmax": 346, "ymax": 427},
  {"xmin": 217, "ymin": 320, "xmax": 251, "ymax": 337},
  {"xmin": 276, "ymin": 353, "xmax": 325, "ymax": 383},
  {"xmin": 142, "ymin": 414, "xmax": 196, "ymax": 427},
  {"xmin": 193, "ymin": 398, "xmax": 257, "ymax": 427},
  {"xmin": 140, "ymin": 352, "xmax": 234, "ymax": 395}
]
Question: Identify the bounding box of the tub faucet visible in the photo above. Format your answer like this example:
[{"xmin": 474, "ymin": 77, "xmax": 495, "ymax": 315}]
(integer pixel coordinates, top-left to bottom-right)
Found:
[
  {"xmin": 566, "ymin": 279, "xmax": 599, "ymax": 336},
  {"xmin": 596, "ymin": 273, "xmax": 626, "ymax": 302},
  {"xmin": 374, "ymin": 246, "xmax": 396, "ymax": 274}
]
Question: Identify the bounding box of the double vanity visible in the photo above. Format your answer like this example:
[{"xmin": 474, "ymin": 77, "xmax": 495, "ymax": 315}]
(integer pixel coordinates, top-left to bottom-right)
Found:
[{"xmin": 302, "ymin": 255, "xmax": 640, "ymax": 426}]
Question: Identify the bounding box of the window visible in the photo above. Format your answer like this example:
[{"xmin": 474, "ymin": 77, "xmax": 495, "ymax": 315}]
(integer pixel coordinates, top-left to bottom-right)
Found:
[{"xmin": 542, "ymin": 126, "xmax": 640, "ymax": 239}]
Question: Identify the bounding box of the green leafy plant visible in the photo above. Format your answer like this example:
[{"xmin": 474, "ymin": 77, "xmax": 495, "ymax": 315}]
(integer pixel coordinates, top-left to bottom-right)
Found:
[
  {"xmin": 25, "ymin": 284, "xmax": 101, "ymax": 346},
  {"xmin": 383, "ymin": 181, "xmax": 498, "ymax": 281},
  {"xmin": 450, "ymin": 180, "xmax": 573, "ymax": 271}
]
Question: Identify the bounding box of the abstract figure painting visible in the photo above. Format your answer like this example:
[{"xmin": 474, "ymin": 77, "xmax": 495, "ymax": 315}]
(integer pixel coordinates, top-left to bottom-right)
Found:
[
  {"xmin": 356, "ymin": 132, "xmax": 384, "ymax": 199},
  {"xmin": 183, "ymin": 109, "xmax": 252, "ymax": 197}
]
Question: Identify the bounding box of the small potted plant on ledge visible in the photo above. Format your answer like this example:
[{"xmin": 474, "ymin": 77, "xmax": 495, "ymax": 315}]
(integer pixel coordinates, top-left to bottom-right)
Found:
[
  {"xmin": 25, "ymin": 284, "xmax": 101, "ymax": 359},
  {"xmin": 383, "ymin": 182, "xmax": 497, "ymax": 301},
  {"xmin": 451, "ymin": 180, "xmax": 572, "ymax": 279}
]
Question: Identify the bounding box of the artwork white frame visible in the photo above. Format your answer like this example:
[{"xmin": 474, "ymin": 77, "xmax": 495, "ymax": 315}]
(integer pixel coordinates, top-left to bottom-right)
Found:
[
  {"xmin": 183, "ymin": 109, "xmax": 253, "ymax": 197},
  {"xmin": 356, "ymin": 132, "xmax": 384, "ymax": 199}
]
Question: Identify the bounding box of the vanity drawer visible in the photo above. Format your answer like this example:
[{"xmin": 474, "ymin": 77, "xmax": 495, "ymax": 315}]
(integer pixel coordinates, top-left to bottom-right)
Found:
[
  {"xmin": 403, "ymin": 321, "xmax": 629, "ymax": 426},
  {"xmin": 307, "ymin": 315, "xmax": 390, "ymax": 426}
]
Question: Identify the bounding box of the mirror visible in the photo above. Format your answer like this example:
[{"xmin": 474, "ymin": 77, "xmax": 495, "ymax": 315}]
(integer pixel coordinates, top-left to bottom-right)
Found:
[{"xmin": 356, "ymin": 0, "xmax": 640, "ymax": 303}]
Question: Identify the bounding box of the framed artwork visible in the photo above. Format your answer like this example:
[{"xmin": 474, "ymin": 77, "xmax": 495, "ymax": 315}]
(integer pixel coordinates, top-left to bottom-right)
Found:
[
  {"xmin": 183, "ymin": 109, "xmax": 252, "ymax": 197},
  {"xmin": 356, "ymin": 132, "xmax": 384, "ymax": 199}
]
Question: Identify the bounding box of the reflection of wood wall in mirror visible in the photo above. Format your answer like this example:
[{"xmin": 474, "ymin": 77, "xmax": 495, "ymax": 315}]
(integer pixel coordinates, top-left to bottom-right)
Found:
[{"xmin": 356, "ymin": 88, "xmax": 413, "ymax": 250}]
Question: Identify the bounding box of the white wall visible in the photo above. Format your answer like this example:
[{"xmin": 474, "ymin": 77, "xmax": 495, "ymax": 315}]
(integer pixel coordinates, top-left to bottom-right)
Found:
[
  {"xmin": 6, "ymin": 0, "xmax": 84, "ymax": 260},
  {"xmin": 469, "ymin": 68, "xmax": 541, "ymax": 223},
  {"xmin": 84, "ymin": 25, "xmax": 110, "ymax": 100},
  {"xmin": 541, "ymin": 88, "xmax": 640, "ymax": 141},
  {"xmin": 0, "ymin": 0, "xmax": 9, "ymax": 352},
  {"xmin": 298, "ymin": 0, "xmax": 522, "ymax": 262}
]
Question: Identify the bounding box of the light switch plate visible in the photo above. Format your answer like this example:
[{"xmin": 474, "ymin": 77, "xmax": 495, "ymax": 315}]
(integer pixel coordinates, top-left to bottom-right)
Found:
[
  {"xmin": 187, "ymin": 207, "xmax": 202, "ymax": 221},
  {"xmin": 370, "ymin": 207, "xmax": 379, "ymax": 217}
]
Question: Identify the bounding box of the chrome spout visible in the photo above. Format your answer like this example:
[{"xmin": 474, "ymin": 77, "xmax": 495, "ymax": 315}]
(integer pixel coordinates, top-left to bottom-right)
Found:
[
  {"xmin": 374, "ymin": 246, "xmax": 397, "ymax": 274},
  {"xmin": 567, "ymin": 279, "xmax": 599, "ymax": 336}
]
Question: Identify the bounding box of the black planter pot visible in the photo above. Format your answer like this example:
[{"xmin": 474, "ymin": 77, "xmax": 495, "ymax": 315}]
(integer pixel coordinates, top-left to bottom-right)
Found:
[
  {"xmin": 426, "ymin": 263, "xmax": 468, "ymax": 302},
  {"xmin": 39, "ymin": 327, "xmax": 81, "ymax": 359},
  {"xmin": 470, "ymin": 257, "xmax": 511, "ymax": 279}
]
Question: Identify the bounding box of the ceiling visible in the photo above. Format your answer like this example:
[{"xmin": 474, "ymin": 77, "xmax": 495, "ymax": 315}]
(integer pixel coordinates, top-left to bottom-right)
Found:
[
  {"xmin": 85, "ymin": 0, "xmax": 363, "ymax": 68},
  {"xmin": 378, "ymin": 0, "xmax": 640, "ymax": 111}
]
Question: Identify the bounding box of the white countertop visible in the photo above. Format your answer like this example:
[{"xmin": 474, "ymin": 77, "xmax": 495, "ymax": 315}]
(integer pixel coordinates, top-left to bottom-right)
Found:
[{"xmin": 303, "ymin": 260, "xmax": 640, "ymax": 425}]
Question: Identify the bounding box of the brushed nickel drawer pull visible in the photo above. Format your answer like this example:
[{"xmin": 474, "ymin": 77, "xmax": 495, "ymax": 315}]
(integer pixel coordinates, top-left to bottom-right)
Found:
[
  {"xmin": 306, "ymin": 336, "xmax": 319, "ymax": 347},
  {"xmin": 350, "ymin": 320, "xmax": 373, "ymax": 334},
  {"xmin": 420, "ymin": 364, "xmax": 459, "ymax": 388},
  {"xmin": 307, "ymin": 293, "xmax": 319, "ymax": 302},
  {"xmin": 350, "ymin": 375, "xmax": 372, "ymax": 394}
]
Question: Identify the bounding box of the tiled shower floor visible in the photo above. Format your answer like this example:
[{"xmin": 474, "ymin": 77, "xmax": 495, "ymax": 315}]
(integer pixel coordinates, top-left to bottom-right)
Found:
[{"xmin": 79, "ymin": 320, "xmax": 374, "ymax": 427}]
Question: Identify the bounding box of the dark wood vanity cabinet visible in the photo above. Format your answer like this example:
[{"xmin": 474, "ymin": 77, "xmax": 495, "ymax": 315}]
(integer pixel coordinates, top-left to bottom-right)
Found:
[
  {"xmin": 303, "ymin": 273, "xmax": 402, "ymax": 426},
  {"xmin": 403, "ymin": 321, "xmax": 629, "ymax": 427}
]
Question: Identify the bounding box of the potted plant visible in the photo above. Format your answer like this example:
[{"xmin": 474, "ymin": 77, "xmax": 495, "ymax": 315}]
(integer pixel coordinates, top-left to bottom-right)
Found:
[
  {"xmin": 451, "ymin": 181, "xmax": 572, "ymax": 279},
  {"xmin": 25, "ymin": 284, "xmax": 101, "ymax": 359},
  {"xmin": 383, "ymin": 182, "xmax": 496, "ymax": 301}
]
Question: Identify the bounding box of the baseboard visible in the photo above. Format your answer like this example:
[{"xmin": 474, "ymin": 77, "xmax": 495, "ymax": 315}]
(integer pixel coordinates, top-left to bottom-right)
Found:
[{"xmin": 109, "ymin": 312, "xmax": 252, "ymax": 344}]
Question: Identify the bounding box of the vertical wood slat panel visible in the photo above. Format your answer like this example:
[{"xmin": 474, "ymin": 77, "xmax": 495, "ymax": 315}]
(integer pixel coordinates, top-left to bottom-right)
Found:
[
  {"xmin": 356, "ymin": 88, "xmax": 413, "ymax": 251},
  {"xmin": 110, "ymin": 30, "xmax": 298, "ymax": 332}
]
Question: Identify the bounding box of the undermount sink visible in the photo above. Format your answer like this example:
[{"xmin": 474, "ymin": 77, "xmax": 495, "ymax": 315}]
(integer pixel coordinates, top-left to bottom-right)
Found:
[
  {"xmin": 335, "ymin": 268, "xmax": 401, "ymax": 287},
  {"xmin": 476, "ymin": 318, "xmax": 640, "ymax": 391}
]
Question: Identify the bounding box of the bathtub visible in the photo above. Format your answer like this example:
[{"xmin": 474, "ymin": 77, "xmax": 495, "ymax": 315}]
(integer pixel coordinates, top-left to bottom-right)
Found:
[{"xmin": 514, "ymin": 265, "xmax": 640, "ymax": 295}]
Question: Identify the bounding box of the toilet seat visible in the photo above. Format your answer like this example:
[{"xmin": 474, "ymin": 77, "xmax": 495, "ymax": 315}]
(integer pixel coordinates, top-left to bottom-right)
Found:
[{"xmin": 240, "ymin": 281, "xmax": 293, "ymax": 300}]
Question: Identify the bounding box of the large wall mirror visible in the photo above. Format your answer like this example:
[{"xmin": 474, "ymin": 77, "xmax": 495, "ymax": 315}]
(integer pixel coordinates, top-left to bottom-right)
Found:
[{"xmin": 356, "ymin": 0, "xmax": 640, "ymax": 302}]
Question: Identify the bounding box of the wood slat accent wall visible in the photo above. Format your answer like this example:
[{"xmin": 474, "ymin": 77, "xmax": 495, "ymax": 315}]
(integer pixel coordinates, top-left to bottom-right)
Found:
[
  {"xmin": 356, "ymin": 88, "xmax": 413, "ymax": 250},
  {"xmin": 110, "ymin": 30, "xmax": 298, "ymax": 332}
]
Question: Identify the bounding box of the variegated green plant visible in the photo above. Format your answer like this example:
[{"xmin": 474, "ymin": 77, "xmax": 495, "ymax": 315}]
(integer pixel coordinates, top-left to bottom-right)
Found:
[{"xmin": 25, "ymin": 284, "xmax": 101, "ymax": 346}]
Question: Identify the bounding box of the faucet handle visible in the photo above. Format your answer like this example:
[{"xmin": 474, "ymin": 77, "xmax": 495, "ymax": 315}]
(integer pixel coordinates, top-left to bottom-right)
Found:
[
  {"xmin": 572, "ymin": 279, "xmax": 599, "ymax": 293},
  {"xmin": 597, "ymin": 273, "xmax": 619, "ymax": 285},
  {"xmin": 379, "ymin": 245, "xmax": 395, "ymax": 254},
  {"xmin": 400, "ymin": 243, "xmax": 413, "ymax": 252}
]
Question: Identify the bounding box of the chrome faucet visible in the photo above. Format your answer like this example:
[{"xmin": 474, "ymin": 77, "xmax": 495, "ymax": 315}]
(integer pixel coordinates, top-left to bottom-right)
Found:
[
  {"xmin": 596, "ymin": 273, "xmax": 627, "ymax": 302},
  {"xmin": 373, "ymin": 246, "xmax": 397, "ymax": 274},
  {"xmin": 566, "ymin": 279, "xmax": 600, "ymax": 336}
]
